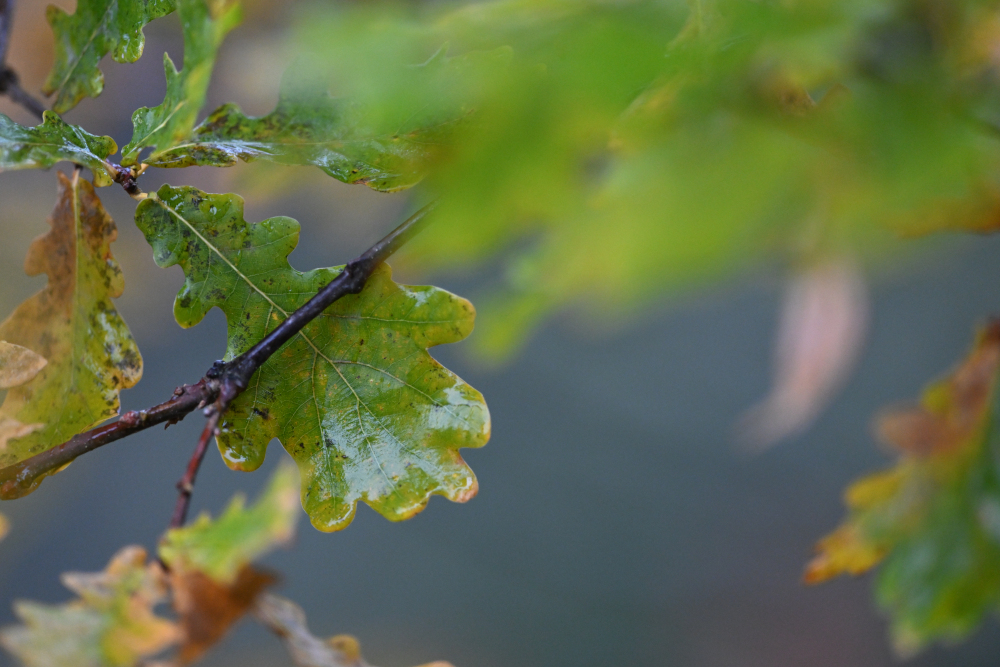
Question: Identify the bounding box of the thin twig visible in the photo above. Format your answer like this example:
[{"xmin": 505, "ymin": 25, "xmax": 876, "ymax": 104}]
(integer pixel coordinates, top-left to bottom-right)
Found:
[
  {"xmin": 0, "ymin": 381, "xmax": 217, "ymax": 499},
  {"xmin": 217, "ymin": 200, "xmax": 438, "ymax": 411},
  {"xmin": 169, "ymin": 409, "xmax": 221, "ymax": 528},
  {"xmin": 0, "ymin": 203, "xmax": 436, "ymax": 506},
  {"xmin": 0, "ymin": 67, "xmax": 45, "ymax": 121}
]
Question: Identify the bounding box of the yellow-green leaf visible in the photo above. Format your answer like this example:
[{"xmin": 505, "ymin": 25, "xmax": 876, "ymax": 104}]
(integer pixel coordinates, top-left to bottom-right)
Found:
[
  {"xmin": 135, "ymin": 185, "xmax": 490, "ymax": 532},
  {"xmin": 0, "ymin": 171, "xmax": 142, "ymax": 497},
  {"xmin": 806, "ymin": 322, "xmax": 1000, "ymax": 655},
  {"xmin": 0, "ymin": 546, "xmax": 179, "ymax": 667},
  {"xmin": 159, "ymin": 462, "xmax": 299, "ymax": 583}
]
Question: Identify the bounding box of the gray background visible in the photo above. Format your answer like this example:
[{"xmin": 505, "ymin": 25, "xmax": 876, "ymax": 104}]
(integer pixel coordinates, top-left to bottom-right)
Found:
[{"xmin": 2, "ymin": 3, "xmax": 1000, "ymax": 666}]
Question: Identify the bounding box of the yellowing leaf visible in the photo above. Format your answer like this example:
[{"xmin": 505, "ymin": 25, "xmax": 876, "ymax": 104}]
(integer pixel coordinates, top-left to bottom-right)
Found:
[
  {"xmin": 135, "ymin": 186, "xmax": 490, "ymax": 532},
  {"xmin": 806, "ymin": 322, "xmax": 1000, "ymax": 654},
  {"xmin": 0, "ymin": 546, "xmax": 179, "ymax": 667},
  {"xmin": 120, "ymin": 0, "xmax": 242, "ymax": 166},
  {"xmin": 43, "ymin": 0, "xmax": 177, "ymax": 113},
  {"xmin": 0, "ymin": 172, "xmax": 142, "ymax": 498},
  {"xmin": 159, "ymin": 462, "xmax": 299, "ymax": 583}
]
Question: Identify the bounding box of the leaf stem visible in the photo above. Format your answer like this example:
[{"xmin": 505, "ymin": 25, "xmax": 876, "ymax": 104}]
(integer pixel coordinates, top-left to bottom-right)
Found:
[{"xmin": 0, "ymin": 203, "xmax": 436, "ymax": 509}]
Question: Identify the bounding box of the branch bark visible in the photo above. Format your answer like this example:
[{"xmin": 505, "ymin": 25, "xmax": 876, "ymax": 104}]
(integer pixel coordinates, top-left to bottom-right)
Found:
[
  {"xmin": 0, "ymin": 203, "xmax": 436, "ymax": 503},
  {"xmin": 0, "ymin": 0, "xmax": 46, "ymax": 121}
]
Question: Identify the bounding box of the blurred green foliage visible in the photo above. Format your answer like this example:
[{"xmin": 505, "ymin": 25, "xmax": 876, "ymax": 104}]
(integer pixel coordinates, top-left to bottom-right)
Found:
[{"xmin": 275, "ymin": 0, "xmax": 1000, "ymax": 357}]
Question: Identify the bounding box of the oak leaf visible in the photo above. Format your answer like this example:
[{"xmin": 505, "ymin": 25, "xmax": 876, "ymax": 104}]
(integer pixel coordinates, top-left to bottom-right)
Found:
[
  {"xmin": 0, "ymin": 172, "xmax": 141, "ymax": 498},
  {"xmin": 43, "ymin": 0, "xmax": 177, "ymax": 113},
  {"xmin": 806, "ymin": 322, "xmax": 1000, "ymax": 655},
  {"xmin": 144, "ymin": 47, "xmax": 511, "ymax": 191},
  {"xmin": 134, "ymin": 185, "xmax": 489, "ymax": 531},
  {"xmin": 0, "ymin": 546, "xmax": 179, "ymax": 667},
  {"xmin": 120, "ymin": 0, "xmax": 242, "ymax": 166},
  {"xmin": 0, "ymin": 113, "xmax": 118, "ymax": 186}
]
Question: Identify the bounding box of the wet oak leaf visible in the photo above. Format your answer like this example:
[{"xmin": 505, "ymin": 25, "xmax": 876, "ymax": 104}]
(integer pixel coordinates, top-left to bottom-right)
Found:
[
  {"xmin": 0, "ymin": 113, "xmax": 118, "ymax": 187},
  {"xmin": 43, "ymin": 0, "xmax": 177, "ymax": 113},
  {"xmin": 144, "ymin": 47, "xmax": 512, "ymax": 191},
  {"xmin": 0, "ymin": 172, "xmax": 142, "ymax": 497},
  {"xmin": 134, "ymin": 185, "xmax": 490, "ymax": 531},
  {"xmin": 806, "ymin": 322, "xmax": 1000, "ymax": 655},
  {"xmin": 120, "ymin": 0, "xmax": 242, "ymax": 166},
  {"xmin": 0, "ymin": 546, "xmax": 179, "ymax": 667}
]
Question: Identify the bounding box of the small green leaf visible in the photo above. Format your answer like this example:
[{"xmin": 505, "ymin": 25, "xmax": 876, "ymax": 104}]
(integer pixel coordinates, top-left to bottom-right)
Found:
[
  {"xmin": 0, "ymin": 546, "xmax": 179, "ymax": 667},
  {"xmin": 135, "ymin": 185, "xmax": 490, "ymax": 532},
  {"xmin": 159, "ymin": 463, "xmax": 299, "ymax": 584},
  {"xmin": 145, "ymin": 47, "xmax": 511, "ymax": 191},
  {"xmin": 120, "ymin": 0, "xmax": 242, "ymax": 166},
  {"xmin": 0, "ymin": 113, "xmax": 117, "ymax": 186},
  {"xmin": 0, "ymin": 172, "xmax": 142, "ymax": 497},
  {"xmin": 43, "ymin": 0, "xmax": 177, "ymax": 113}
]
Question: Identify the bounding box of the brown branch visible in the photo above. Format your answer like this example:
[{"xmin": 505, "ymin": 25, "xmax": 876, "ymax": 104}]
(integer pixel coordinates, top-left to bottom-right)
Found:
[
  {"xmin": 0, "ymin": 0, "xmax": 12, "ymax": 68},
  {"xmin": 0, "ymin": 1, "xmax": 46, "ymax": 124},
  {"xmin": 0, "ymin": 380, "xmax": 217, "ymax": 499},
  {"xmin": 0, "ymin": 67, "xmax": 45, "ymax": 121},
  {"xmin": 169, "ymin": 409, "xmax": 221, "ymax": 528},
  {"xmin": 0, "ymin": 203, "xmax": 436, "ymax": 508}
]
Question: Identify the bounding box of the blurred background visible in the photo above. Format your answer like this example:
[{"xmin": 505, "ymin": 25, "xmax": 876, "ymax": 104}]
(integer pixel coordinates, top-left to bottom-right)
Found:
[{"xmin": 2, "ymin": 1, "xmax": 1000, "ymax": 665}]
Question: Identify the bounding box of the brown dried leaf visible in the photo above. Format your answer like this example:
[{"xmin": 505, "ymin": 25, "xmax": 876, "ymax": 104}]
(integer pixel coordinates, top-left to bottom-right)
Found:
[{"xmin": 171, "ymin": 565, "xmax": 275, "ymax": 664}]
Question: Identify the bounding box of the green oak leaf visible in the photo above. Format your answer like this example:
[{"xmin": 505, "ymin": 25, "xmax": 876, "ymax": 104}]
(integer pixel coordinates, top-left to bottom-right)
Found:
[
  {"xmin": 43, "ymin": 0, "xmax": 177, "ymax": 113},
  {"xmin": 143, "ymin": 47, "xmax": 511, "ymax": 191},
  {"xmin": 0, "ymin": 171, "xmax": 142, "ymax": 497},
  {"xmin": 0, "ymin": 112, "xmax": 117, "ymax": 187},
  {"xmin": 159, "ymin": 463, "xmax": 299, "ymax": 583},
  {"xmin": 120, "ymin": 0, "xmax": 242, "ymax": 167},
  {"xmin": 135, "ymin": 185, "xmax": 490, "ymax": 532}
]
